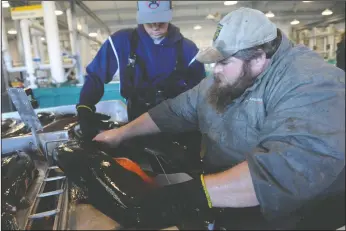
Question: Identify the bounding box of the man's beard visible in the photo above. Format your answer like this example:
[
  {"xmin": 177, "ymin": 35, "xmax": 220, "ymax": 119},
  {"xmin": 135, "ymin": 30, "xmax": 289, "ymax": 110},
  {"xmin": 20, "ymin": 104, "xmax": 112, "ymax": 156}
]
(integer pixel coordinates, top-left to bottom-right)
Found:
[{"xmin": 207, "ymin": 62, "xmax": 257, "ymax": 114}]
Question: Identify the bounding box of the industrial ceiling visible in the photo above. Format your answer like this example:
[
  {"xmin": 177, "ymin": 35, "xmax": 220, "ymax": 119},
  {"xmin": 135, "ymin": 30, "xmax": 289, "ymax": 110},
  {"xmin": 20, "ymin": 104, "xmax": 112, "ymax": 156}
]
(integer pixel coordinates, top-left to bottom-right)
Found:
[{"xmin": 2, "ymin": 1, "xmax": 345, "ymax": 46}]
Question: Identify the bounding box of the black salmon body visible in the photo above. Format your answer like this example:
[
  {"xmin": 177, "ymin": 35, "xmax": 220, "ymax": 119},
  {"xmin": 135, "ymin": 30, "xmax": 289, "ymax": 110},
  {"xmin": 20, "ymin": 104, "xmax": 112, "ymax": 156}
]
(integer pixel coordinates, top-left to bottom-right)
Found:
[{"xmin": 54, "ymin": 140, "xmax": 154, "ymax": 226}]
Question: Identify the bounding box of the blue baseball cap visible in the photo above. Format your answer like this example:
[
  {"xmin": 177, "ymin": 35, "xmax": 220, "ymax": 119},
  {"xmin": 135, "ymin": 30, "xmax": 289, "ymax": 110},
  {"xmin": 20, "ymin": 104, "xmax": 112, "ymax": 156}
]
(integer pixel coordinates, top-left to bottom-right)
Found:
[{"xmin": 136, "ymin": 1, "xmax": 173, "ymax": 24}]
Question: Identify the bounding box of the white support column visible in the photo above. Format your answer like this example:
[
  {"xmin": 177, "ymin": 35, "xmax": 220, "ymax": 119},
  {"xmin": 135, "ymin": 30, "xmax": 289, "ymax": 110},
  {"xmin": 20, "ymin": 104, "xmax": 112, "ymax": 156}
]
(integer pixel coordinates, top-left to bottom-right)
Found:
[
  {"xmin": 42, "ymin": 1, "xmax": 66, "ymax": 83},
  {"xmin": 31, "ymin": 30, "xmax": 40, "ymax": 61},
  {"xmin": 66, "ymin": 8, "xmax": 76, "ymax": 55},
  {"xmin": 67, "ymin": 3, "xmax": 83, "ymax": 84},
  {"xmin": 20, "ymin": 19, "xmax": 37, "ymax": 88},
  {"xmin": 80, "ymin": 17, "xmax": 90, "ymax": 75},
  {"xmin": 38, "ymin": 37, "xmax": 45, "ymax": 63},
  {"xmin": 327, "ymin": 24, "xmax": 335, "ymax": 60}
]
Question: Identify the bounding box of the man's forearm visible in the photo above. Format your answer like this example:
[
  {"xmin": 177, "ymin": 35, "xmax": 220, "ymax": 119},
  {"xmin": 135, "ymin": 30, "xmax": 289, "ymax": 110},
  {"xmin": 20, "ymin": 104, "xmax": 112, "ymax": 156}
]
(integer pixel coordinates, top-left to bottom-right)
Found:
[
  {"xmin": 204, "ymin": 161, "xmax": 259, "ymax": 208},
  {"xmin": 121, "ymin": 112, "xmax": 161, "ymax": 141}
]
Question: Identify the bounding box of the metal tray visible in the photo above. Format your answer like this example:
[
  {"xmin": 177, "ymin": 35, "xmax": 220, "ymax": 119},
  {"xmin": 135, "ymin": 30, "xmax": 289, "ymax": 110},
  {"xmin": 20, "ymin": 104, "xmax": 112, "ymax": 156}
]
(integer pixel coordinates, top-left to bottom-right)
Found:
[{"xmin": 2, "ymin": 100, "xmax": 185, "ymax": 230}]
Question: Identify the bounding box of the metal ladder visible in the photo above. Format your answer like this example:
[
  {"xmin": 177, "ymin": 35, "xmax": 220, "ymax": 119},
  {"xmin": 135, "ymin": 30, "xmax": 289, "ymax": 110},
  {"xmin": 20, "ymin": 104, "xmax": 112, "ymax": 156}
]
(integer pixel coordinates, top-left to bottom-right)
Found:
[
  {"xmin": 24, "ymin": 138, "xmax": 70, "ymax": 230},
  {"xmin": 24, "ymin": 165, "xmax": 69, "ymax": 230}
]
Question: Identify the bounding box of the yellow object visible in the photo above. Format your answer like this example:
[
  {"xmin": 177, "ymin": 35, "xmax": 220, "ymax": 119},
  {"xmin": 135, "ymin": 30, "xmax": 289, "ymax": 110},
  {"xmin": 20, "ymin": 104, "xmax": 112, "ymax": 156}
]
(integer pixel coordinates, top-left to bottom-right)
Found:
[
  {"xmin": 11, "ymin": 81, "xmax": 24, "ymax": 88},
  {"xmin": 10, "ymin": 4, "xmax": 43, "ymax": 20},
  {"xmin": 200, "ymin": 174, "xmax": 212, "ymax": 208},
  {"xmin": 77, "ymin": 105, "xmax": 93, "ymax": 112},
  {"xmin": 10, "ymin": 4, "xmax": 42, "ymax": 12}
]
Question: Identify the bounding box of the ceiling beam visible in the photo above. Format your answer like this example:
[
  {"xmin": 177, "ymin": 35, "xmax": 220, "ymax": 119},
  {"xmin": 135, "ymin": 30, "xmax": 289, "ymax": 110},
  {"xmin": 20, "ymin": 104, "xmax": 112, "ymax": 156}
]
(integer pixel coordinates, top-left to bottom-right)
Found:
[
  {"xmin": 74, "ymin": 0, "xmax": 111, "ymax": 34},
  {"xmin": 295, "ymin": 14, "xmax": 345, "ymax": 31},
  {"xmin": 78, "ymin": 1, "xmax": 342, "ymax": 18},
  {"xmin": 87, "ymin": 11, "xmax": 337, "ymax": 30},
  {"xmin": 76, "ymin": 1, "xmax": 254, "ymax": 17}
]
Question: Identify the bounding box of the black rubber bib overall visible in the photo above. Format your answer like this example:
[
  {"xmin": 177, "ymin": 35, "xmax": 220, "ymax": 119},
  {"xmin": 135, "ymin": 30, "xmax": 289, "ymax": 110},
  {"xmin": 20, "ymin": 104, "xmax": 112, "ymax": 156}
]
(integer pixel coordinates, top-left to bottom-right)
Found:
[
  {"xmin": 123, "ymin": 29, "xmax": 203, "ymax": 174},
  {"xmin": 124, "ymin": 29, "xmax": 190, "ymax": 121}
]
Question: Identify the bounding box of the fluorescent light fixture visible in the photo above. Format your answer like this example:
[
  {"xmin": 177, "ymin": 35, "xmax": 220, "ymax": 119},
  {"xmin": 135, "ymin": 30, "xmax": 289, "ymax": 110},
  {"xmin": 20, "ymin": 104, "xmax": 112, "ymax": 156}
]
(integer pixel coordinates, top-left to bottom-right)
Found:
[
  {"xmin": 302, "ymin": 1, "xmax": 313, "ymax": 2},
  {"xmin": 55, "ymin": 10, "xmax": 63, "ymax": 16},
  {"xmin": 2, "ymin": 1, "xmax": 10, "ymax": 8},
  {"xmin": 290, "ymin": 19, "xmax": 300, "ymax": 25},
  {"xmin": 322, "ymin": 8, "xmax": 333, "ymax": 16},
  {"xmin": 8, "ymin": 29, "xmax": 17, "ymax": 35},
  {"xmin": 224, "ymin": 1, "xmax": 238, "ymax": 6},
  {"xmin": 265, "ymin": 11, "xmax": 275, "ymax": 18},
  {"xmin": 41, "ymin": 37, "xmax": 45, "ymax": 41},
  {"xmin": 89, "ymin": 32, "xmax": 98, "ymax": 37},
  {"xmin": 194, "ymin": 25, "xmax": 202, "ymax": 30}
]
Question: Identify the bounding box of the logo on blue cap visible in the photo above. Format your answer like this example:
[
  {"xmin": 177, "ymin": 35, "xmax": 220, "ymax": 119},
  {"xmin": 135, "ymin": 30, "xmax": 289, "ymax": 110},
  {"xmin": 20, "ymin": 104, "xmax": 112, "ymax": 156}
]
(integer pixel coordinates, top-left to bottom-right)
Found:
[{"xmin": 147, "ymin": 1, "xmax": 160, "ymax": 9}]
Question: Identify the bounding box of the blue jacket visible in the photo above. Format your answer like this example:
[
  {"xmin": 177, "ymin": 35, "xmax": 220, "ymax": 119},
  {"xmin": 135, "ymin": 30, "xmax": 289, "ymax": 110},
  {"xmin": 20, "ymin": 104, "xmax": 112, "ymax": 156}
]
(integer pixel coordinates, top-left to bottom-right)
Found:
[{"xmin": 79, "ymin": 24, "xmax": 206, "ymax": 107}]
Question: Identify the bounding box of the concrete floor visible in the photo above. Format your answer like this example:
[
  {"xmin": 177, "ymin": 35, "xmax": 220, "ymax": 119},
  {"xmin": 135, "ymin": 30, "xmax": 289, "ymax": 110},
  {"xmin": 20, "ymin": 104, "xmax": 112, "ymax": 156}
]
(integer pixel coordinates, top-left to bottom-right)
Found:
[
  {"xmin": 68, "ymin": 204, "xmax": 120, "ymax": 230},
  {"xmin": 68, "ymin": 203, "xmax": 179, "ymax": 230}
]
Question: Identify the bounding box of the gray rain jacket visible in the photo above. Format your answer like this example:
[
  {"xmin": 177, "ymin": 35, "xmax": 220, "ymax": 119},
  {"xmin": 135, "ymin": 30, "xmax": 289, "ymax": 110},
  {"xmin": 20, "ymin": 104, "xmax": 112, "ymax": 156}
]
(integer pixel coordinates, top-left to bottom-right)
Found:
[{"xmin": 148, "ymin": 32, "xmax": 345, "ymax": 228}]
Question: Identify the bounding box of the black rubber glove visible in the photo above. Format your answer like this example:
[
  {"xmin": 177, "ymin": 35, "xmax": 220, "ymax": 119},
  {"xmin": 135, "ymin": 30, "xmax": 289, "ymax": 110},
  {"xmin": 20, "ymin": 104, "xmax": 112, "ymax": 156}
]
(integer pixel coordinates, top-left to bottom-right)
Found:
[
  {"xmin": 76, "ymin": 104, "xmax": 111, "ymax": 141},
  {"xmin": 128, "ymin": 177, "xmax": 215, "ymax": 229}
]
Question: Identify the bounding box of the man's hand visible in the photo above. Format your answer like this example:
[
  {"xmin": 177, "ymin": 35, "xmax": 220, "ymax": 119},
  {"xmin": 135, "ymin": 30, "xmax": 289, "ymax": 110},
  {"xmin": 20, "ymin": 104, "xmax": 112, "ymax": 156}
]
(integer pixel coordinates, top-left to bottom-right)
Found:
[
  {"xmin": 94, "ymin": 112, "xmax": 161, "ymax": 148},
  {"xmin": 93, "ymin": 128, "xmax": 125, "ymax": 148},
  {"xmin": 77, "ymin": 105, "xmax": 111, "ymax": 141}
]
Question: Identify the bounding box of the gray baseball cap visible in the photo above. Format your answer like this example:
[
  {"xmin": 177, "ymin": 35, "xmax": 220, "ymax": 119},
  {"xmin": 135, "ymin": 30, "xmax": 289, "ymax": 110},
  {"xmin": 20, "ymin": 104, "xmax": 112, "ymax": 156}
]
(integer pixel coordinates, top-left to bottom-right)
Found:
[
  {"xmin": 136, "ymin": 1, "xmax": 173, "ymax": 24},
  {"xmin": 196, "ymin": 7, "xmax": 277, "ymax": 64}
]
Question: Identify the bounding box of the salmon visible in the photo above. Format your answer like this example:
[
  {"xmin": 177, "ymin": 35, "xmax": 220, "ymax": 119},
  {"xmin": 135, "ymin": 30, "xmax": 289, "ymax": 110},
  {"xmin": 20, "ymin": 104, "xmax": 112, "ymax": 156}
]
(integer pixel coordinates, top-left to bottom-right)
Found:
[{"xmin": 55, "ymin": 140, "xmax": 155, "ymax": 227}]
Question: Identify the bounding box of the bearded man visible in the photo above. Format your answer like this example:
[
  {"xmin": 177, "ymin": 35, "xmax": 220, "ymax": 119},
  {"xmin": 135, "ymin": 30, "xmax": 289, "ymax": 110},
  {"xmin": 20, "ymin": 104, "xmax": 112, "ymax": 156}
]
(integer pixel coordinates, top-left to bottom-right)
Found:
[{"xmin": 93, "ymin": 7, "xmax": 345, "ymax": 230}]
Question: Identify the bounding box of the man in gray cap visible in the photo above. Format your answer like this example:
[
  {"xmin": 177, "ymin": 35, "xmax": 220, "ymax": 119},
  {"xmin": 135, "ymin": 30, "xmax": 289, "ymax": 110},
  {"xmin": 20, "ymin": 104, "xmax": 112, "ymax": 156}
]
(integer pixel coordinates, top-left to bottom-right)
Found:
[
  {"xmin": 94, "ymin": 7, "xmax": 345, "ymax": 230},
  {"xmin": 76, "ymin": 0, "xmax": 205, "ymax": 141}
]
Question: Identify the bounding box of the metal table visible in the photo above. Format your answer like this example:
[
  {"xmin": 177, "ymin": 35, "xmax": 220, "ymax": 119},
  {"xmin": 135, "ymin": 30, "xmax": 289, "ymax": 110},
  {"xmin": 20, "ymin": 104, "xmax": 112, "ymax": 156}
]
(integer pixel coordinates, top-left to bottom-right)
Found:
[{"xmin": 2, "ymin": 99, "xmax": 186, "ymax": 230}]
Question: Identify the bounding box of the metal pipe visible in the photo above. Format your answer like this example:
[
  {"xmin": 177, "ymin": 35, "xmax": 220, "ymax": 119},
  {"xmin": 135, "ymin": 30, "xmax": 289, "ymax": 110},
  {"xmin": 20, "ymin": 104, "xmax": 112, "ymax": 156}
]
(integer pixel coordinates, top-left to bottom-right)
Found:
[
  {"xmin": 39, "ymin": 59, "xmax": 76, "ymax": 70},
  {"xmin": 31, "ymin": 22, "xmax": 46, "ymax": 33},
  {"xmin": 20, "ymin": 19, "xmax": 37, "ymax": 88},
  {"xmin": 66, "ymin": 8, "xmax": 76, "ymax": 55},
  {"xmin": 42, "ymin": 1, "xmax": 66, "ymax": 83},
  {"xmin": 78, "ymin": 30, "xmax": 102, "ymax": 45},
  {"xmin": 75, "ymin": 0, "xmax": 111, "ymax": 35},
  {"xmin": 31, "ymin": 30, "xmax": 40, "ymax": 61},
  {"xmin": 15, "ymin": 20, "xmax": 25, "ymax": 65},
  {"xmin": 79, "ymin": 17, "xmax": 90, "ymax": 75},
  {"xmin": 67, "ymin": 1, "xmax": 83, "ymax": 84},
  {"xmin": 38, "ymin": 36, "xmax": 46, "ymax": 63}
]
